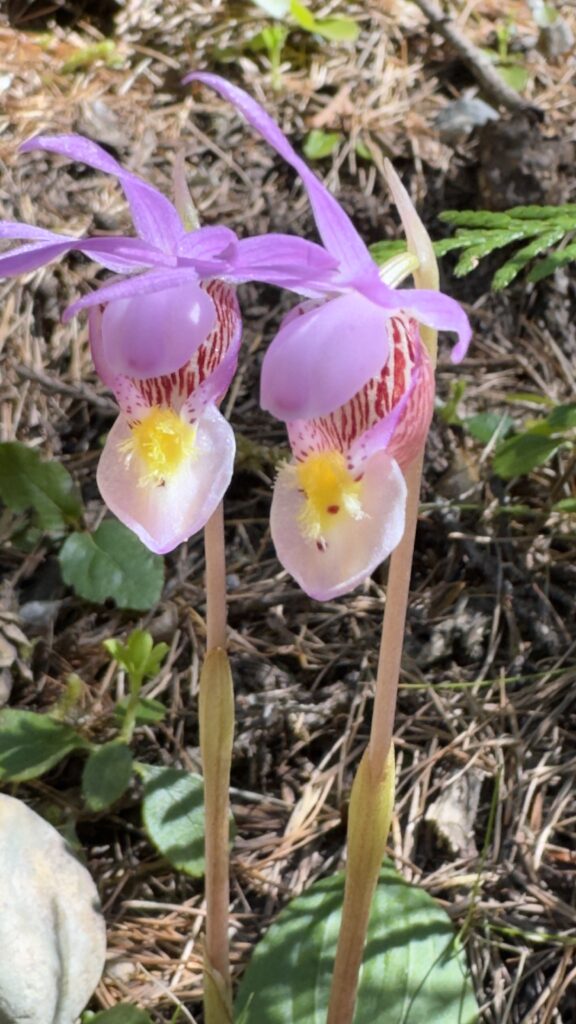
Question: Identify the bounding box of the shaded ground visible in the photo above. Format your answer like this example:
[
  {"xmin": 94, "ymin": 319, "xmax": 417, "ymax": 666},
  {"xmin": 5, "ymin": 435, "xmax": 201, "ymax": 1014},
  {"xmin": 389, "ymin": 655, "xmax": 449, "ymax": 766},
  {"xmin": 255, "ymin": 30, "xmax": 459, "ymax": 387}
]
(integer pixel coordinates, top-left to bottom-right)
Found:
[{"xmin": 0, "ymin": 2, "xmax": 575, "ymax": 1021}]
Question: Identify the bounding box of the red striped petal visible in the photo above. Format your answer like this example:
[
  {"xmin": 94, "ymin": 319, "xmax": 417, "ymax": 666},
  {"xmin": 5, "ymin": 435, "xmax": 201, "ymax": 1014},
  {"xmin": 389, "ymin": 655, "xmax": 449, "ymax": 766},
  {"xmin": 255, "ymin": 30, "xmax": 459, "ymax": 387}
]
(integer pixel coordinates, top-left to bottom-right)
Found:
[
  {"xmin": 103, "ymin": 280, "xmax": 241, "ymax": 422},
  {"xmin": 287, "ymin": 313, "xmax": 432, "ymax": 470}
]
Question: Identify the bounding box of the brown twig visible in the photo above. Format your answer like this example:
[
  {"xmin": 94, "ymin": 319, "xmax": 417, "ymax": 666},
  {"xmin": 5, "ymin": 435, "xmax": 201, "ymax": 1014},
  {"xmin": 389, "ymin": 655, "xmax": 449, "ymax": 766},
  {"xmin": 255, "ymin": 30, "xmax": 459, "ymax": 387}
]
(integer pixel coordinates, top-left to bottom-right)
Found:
[{"xmin": 409, "ymin": 0, "xmax": 542, "ymax": 115}]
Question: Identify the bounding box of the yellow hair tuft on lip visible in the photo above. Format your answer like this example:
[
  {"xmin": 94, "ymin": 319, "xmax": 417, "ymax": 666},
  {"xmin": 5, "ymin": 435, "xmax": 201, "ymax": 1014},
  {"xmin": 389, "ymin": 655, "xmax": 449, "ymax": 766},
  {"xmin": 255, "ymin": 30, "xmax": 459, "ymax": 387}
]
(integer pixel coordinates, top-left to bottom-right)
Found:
[{"xmin": 119, "ymin": 407, "xmax": 198, "ymax": 487}]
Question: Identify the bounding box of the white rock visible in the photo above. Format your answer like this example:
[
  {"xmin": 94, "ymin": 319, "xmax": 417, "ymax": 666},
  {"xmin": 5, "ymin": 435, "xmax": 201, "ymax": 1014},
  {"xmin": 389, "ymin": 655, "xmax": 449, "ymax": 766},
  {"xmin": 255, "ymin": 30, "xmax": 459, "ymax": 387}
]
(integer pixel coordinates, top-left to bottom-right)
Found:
[{"xmin": 0, "ymin": 795, "xmax": 106, "ymax": 1024}]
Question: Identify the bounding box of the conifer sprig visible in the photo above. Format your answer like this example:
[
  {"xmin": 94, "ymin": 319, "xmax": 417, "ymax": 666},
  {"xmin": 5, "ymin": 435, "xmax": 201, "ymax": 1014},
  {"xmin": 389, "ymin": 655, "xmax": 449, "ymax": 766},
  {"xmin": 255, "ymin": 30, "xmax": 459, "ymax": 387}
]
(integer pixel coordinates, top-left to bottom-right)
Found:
[{"xmin": 371, "ymin": 203, "xmax": 576, "ymax": 290}]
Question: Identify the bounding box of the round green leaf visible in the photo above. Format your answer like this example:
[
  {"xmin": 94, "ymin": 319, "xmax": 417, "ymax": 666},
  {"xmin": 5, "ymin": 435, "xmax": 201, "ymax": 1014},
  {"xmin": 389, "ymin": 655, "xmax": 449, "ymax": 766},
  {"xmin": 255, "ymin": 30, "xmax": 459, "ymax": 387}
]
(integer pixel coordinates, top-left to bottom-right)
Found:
[
  {"xmin": 0, "ymin": 709, "xmax": 87, "ymax": 782},
  {"xmin": 0, "ymin": 441, "xmax": 82, "ymax": 532},
  {"xmin": 303, "ymin": 130, "xmax": 342, "ymax": 160},
  {"xmin": 493, "ymin": 434, "xmax": 562, "ymax": 478},
  {"xmin": 545, "ymin": 403, "xmax": 576, "ymax": 432},
  {"xmin": 138, "ymin": 764, "xmax": 205, "ymax": 877},
  {"xmin": 235, "ymin": 865, "xmax": 478, "ymax": 1023},
  {"xmin": 59, "ymin": 520, "xmax": 164, "ymax": 610},
  {"xmin": 82, "ymin": 742, "xmax": 133, "ymax": 811}
]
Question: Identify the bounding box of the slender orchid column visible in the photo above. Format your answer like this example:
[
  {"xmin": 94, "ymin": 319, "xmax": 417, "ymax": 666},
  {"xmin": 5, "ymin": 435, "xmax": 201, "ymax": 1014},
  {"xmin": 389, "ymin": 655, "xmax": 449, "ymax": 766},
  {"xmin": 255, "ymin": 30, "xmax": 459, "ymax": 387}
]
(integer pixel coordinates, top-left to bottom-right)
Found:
[
  {"xmin": 200, "ymin": 502, "xmax": 234, "ymax": 1024},
  {"xmin": 327, "ymin": 164, "xmax": 439, "ymax": 1024}
]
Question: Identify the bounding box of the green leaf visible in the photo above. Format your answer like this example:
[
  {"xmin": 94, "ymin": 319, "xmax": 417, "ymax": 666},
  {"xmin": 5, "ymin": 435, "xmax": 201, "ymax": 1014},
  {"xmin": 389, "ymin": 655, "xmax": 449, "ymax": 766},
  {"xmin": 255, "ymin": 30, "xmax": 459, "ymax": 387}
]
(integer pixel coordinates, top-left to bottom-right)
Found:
[
  {"xmin": 452, "ymin": 229, "xmax": 528, "ymax": 277},
  {"xmin": 61, "ymin": 39, "xmax": 122, "ymax": 73},
  {"xmin": 0, "ymin": 442, "xmax": 82, "ymax": 532},
  {"xmin": 497, "ymin": 62, "xmax": 530, "ymax": 92},
  {"xmin": 440, "ymin": 210, "xmax": 519, "ymax": 229},
  {"xmin": 355, "ymin": 139, "xmax": 373, "ymax": 161},
  {"xmin": 369, "ymin": 240, "xmax": 407, "ymax": 265},
  {"xmin": 552, "ymin": 497, "xmax": 576, "ymax": 513},
  {"xmin": 114, "ymin": 696, "xmax": 167, "ymax": 726},
  {"xmin": 59, "ymin": 520, "xmax": 164, "ymax": 610},
  {"xmin": 503, "ymin": 391, "xmax": 555, "ymax": 407},
  {"xmin": 303, "ymin": 129, "xmax": 342, "ymax": 160},
  {"xmin": 289, "ymin": 0, "xmax": 316, "ymax": 31},
  {"xmin": 235, "ymin": 865, "xmax": 478, "ymax": 1023},
  {"xmin": 247, "ymin": 24, "xmax": 288, "ymax": 55},
  {"xmin": 104, "ymin": 629, "xmax": 169, "ymax": 692},
  {"xmin": 492, "ymin": 226, "xmax": 566, "ymax": 289},
  {"xmin": 313, "ymin": 17, "xmax": 360, "ymax": 41},
  {"xmin": 82, "ymin": 1006, "xmax": 153, "ymax": 1024},
  {"xmin": 466, "ymin": 412, "xmax": 514, "ymax": 443},
  {"xmin": 82, "ymin": 742, "xmax": 133, "ymax": 811},
  {"xmin": 0, "ymin": 709, "xmax": 87, "ymax": 782},
  {"xmin": 545, "ymin": 403, "xmax": 576, "ymax": 432},
  {"xmin": 493, "ymin": 434, "xmax": 563, "ymax": 478},
  {"xmin": 528, "ymin": 240, "xmax": 576, "ymax": 282},
  {"xmin": 138, "ymin": 764, "xmax": 206, "ymax": 877},
  {"xmin": 437, "ymin": 379, "xmax": 467, "ymax": 426}
]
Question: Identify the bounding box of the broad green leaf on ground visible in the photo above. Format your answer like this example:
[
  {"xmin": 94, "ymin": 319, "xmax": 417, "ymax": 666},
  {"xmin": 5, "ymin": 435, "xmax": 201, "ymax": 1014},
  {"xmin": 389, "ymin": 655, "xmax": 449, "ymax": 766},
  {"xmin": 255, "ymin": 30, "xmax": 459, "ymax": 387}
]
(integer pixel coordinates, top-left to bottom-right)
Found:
[
  {"xmin": 59, "ymin": 520, "xmax": 164, "ymax": 610},
  {"xmin": 493, "ymin": 434, "xmax": 563, "ymax": 478},
  {"xmin": 0, "ymin": 709, "xmax": 88, "ymax": 781},
  {"xmin": 235, "ymin": 865, "xmax": 478, "ymax": 1023},
  {"xmin": 303, "ymin": 129, "xmax": 342, "ymax": 159},
  {"xmin": 82, "ymin": 1006, "xmax": 153, "ymax": 1024},
  {"xmin": 138, "ymin": 764, "xmax": 205, "ymax": 877},
  {"xmin": 545, "ymin": 403, "xmax": 576, "ymax": 432},
  {"xmin": 465, "ymin": 412, "xmax": 514, "ymax": 444},
  {"xmin": 82, "ymin": 742, "xmax": 133, "ymax": 811},
  {"xmin": 0, "ymin": 442, "xmax": 82, "ymax": 532}
]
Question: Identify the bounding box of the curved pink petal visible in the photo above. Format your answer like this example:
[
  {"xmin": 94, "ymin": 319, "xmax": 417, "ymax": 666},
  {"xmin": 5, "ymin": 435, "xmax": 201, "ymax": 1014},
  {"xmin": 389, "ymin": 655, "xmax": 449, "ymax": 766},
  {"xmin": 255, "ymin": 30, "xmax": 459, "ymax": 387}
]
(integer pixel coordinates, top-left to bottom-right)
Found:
[
  {"xmin": 0, "ymin": 235, "xmax": 167, "ymax": 278},
  {"xmin": 270, "ymin": 450, "xmax": 407, "ymax": 600},
  {"xmin": 180, "ymin": 280, "xmax": 242, "ymax": 417},
  {"xmin": 90, "ymin": 280, "xmax": 240, "ymax": 416},
  {"xmin": 0, "ymin": 221, "xmax": 71, "ymax": 242},
  {"xmin": 287, "ymin": 314, "xmax": 428, "ymax": 468},
  {"xmin": 184, "ymin": 73, "xmax": 374, "ymax": 279},
  {"xmin": 260, "ymin": 291, "xmax": 391, "ymax": 421},
  {"xmin": 177, "ymin": 225, "xmax": 237, "ymax": 260},
  {"xmin": 358, "ymin": 276, "xmax": 471, "ymax": 363},
  {"xmin": 350, "ymin": 345, "xmax": 435, "ymax": 472},
  {"xmin": 21, "ymin": 134, "xmax": 183, "ymax": 254},
  {"xmin": 63, "ymin": 267, "xmax": 201, "ymax": 322},
  {"xmin": 97, "ymin": 404, "xmax": 235, "ymax": 554},
  {"xmin": 227, "ymin": 234, "xmax": 338, "ymax": 295},
  {"xmin": 98, "ymin": 279, "xmax": 216, "ymax": 379}
]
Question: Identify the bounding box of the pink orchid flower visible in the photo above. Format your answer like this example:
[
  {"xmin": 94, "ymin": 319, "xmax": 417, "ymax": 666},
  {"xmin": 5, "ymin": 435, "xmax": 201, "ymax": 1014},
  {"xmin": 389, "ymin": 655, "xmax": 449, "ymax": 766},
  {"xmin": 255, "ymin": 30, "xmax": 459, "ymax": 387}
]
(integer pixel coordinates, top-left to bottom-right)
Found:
[
  {"xmin": 184, "ymin": 75, "xmax": 470, "ymax": 598},
  {"xmin": 0, "ymin": 135, "xmax": 337, "ymax": 552},
  {"xmin": 270, "ymin": 311, "xmax": 434, "ymax": 599}
]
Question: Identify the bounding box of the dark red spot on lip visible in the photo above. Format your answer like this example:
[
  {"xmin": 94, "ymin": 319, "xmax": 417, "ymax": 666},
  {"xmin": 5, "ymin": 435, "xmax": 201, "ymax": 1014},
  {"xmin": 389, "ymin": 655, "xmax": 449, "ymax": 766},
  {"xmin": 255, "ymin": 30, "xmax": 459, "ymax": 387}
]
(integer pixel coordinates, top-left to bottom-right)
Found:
[{"xmin": 327, "ymin": 505, "xmax": 340, "ymax": 514}]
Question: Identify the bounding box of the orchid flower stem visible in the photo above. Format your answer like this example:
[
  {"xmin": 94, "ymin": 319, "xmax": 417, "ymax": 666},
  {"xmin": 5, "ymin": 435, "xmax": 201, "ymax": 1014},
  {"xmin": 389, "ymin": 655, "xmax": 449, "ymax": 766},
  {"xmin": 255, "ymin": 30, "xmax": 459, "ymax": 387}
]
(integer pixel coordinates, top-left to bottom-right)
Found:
[
  {"xmin": 201, "ymin": 502, "xmax": 234, "ymax": 1024},
  {"xmin": 204, "ymin": 500, "xmax": 228, "ymax": 651},
  {"xmin": 368, "ymin": 454, "xmax": 424, "ymax": 778},
  {"xmin": 326, "ymin": 454, "xmax": 424, "ymax": 1024}
]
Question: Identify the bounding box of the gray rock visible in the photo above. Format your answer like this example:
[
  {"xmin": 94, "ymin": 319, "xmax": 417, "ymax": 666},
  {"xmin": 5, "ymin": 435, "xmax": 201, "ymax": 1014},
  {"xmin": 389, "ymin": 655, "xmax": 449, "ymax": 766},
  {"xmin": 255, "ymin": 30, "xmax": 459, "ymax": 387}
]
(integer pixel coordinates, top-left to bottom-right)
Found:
[
  {"xmin": 0, "ymin": 795, "xmax": 106, "ymax": 1024},
  {"xmin": 435, "ymin": 96, "xmax": 499, "ymax": 144}
]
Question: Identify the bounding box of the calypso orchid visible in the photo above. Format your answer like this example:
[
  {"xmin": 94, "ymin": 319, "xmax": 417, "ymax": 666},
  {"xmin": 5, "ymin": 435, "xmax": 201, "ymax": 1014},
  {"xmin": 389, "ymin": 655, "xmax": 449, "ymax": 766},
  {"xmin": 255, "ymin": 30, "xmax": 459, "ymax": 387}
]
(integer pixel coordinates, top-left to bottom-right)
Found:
[
  {"xmin": 184, "ymin": 74, "xmax": 471, "ymax": 598},
  {"xmin": 0, "ymin": 136, "xmax": 337, "ymax": 552}
]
